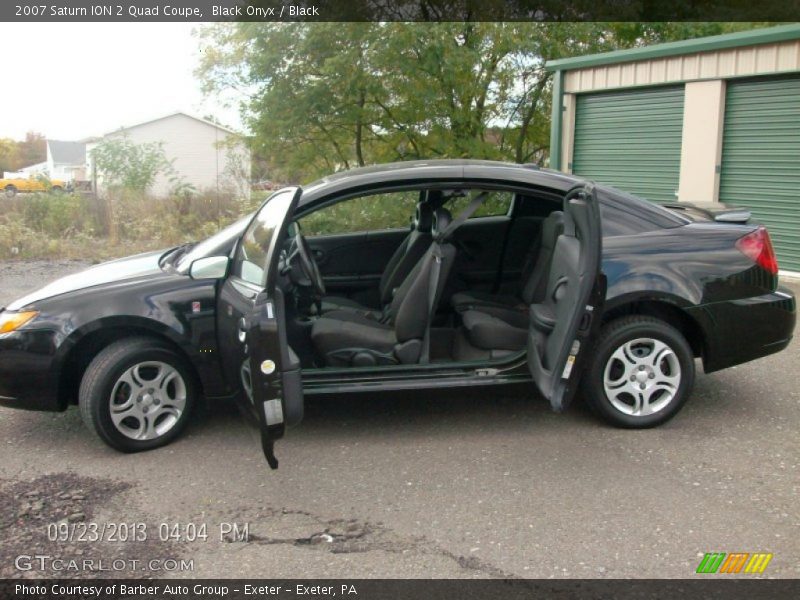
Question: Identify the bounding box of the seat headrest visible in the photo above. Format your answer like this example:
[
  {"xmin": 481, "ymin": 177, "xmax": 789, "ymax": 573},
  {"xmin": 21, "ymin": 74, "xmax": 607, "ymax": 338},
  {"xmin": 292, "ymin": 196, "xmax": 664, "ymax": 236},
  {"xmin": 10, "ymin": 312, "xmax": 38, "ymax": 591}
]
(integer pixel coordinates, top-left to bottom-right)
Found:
[
  {"xmin": 432, "ymin": 207, "xmax": 453, "ymax": 238},
  {"xmin": 414, "ymin": 202, "xmax": 433, "ymax": 233},
  {"xmin": 542, "ymin": 211, "xmax": 565, "ymax": 249}
]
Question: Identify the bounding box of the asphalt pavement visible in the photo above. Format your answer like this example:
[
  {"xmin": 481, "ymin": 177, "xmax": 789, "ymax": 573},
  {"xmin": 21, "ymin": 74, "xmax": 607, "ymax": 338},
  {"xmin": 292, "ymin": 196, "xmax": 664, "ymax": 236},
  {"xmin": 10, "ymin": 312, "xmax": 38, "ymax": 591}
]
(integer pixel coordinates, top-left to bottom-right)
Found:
[{"xmin": 0, "ymin": 260, "xmax": 797, "ymax": 579}]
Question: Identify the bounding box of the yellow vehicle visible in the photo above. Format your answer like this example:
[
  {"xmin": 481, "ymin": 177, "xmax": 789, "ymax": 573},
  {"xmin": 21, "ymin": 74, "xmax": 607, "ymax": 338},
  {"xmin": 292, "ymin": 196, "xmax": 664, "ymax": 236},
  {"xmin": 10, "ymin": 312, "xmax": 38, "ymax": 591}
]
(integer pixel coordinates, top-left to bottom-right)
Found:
[{"xmin": 1, "ymin": 176, "xmax": 67, "ymax": 197}]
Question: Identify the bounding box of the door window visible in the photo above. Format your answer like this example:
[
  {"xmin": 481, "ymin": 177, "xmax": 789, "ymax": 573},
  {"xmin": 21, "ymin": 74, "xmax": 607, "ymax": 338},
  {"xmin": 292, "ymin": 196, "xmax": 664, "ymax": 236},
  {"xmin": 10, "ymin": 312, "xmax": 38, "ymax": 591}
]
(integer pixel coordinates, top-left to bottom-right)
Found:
[
  {"xmin": 299, "ymin": 191, "xmax": 420, "ymax": 236},
  {"xmin": 233, "ymin": 189, "xmax": 295, "ymax": 286},
  {"xmin": 447, "ymin": 190, "xmax": 513, "ymax": 217}
]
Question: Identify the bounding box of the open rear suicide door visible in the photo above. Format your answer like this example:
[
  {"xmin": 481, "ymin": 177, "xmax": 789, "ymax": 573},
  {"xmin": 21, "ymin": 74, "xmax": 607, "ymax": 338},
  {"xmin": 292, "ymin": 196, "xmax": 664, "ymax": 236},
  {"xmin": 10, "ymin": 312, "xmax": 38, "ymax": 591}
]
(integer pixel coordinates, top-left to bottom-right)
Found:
[{"xmin": 527, "ymin": 183, "xmax": 605, "ymax": 412}]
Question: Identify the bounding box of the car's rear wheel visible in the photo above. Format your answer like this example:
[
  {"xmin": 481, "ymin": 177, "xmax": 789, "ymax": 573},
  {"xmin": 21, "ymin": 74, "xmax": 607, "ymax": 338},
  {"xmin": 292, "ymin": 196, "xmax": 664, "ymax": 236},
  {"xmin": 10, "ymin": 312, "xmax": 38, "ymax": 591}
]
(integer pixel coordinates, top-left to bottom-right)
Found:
[
  {"xmin": 5, "ymin": 185, "xmax": 17, "ymax": 197},
  {"xmin": 51, "ymin": 185, "xmax": 63, "ymax": 193},
  {"xmin": 79, "ymin": 337, "xmax": 196, "ymax": 452},
  {"xmin": 582, "ymin": 316, "xmax": 694, "ymax": 428}
]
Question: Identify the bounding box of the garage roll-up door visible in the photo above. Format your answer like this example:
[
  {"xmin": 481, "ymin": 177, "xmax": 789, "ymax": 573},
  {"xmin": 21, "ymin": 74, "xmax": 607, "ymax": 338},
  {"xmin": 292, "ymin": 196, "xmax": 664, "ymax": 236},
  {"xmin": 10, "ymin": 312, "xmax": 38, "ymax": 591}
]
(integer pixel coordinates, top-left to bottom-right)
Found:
[
  {"xmin": 572, "ymin": 86, "xmax": 685, "ymax": 204},
  {"xmin": 720, "ymin": 76, "xmax": 800, "ymax": 272}
]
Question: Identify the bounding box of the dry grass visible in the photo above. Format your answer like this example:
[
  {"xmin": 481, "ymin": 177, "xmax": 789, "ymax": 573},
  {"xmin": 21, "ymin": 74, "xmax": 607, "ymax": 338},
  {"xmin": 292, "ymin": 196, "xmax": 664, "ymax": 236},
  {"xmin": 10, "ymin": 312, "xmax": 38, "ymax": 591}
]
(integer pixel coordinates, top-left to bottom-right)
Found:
[{"xmin": 0, "ymin": 189, "xmax": 263, "ymax": 261}]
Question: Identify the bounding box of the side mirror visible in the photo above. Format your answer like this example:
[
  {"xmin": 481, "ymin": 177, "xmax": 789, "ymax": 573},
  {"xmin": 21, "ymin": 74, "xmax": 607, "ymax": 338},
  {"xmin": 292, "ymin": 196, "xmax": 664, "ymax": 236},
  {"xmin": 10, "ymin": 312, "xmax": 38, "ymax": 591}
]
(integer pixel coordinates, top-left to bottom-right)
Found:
[{"xmin": 189, "ymin": 256, "xmax": 229, "ymax": 280}]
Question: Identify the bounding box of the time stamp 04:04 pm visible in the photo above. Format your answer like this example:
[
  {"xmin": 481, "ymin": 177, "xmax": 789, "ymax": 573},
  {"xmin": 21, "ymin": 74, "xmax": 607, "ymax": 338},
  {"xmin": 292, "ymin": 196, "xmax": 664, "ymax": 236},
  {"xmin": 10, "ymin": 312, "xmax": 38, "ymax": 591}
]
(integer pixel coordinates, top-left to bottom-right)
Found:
[
  {"xmin": 47, "ymin": 521, "xmax": 250, "ymax": 543},
  {"xmin": 14, "ymin": 4, "xmax": 322, "ymax": 18}
]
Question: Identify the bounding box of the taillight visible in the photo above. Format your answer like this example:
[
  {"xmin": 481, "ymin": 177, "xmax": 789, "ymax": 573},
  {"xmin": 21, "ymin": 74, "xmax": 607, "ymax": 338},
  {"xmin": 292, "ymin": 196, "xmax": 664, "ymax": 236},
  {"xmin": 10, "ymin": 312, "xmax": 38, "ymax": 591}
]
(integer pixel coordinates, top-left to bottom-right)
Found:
[{"xmin": 735, "ymin": 227, "xmax": 778, "ymax": 275}]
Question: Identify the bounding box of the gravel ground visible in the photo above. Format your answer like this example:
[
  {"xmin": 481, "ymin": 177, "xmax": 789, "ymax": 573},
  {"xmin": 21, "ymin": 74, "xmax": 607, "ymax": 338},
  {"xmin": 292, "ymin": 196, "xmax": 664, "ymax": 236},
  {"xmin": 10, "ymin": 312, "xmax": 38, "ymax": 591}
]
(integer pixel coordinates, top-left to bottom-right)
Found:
[
  {"xmin": 0, "ymin": 260, "xmax": 93, "ymax": 307},
  {"xmin": 0, "ymin": 259, "xmax": 798, "ymax": 579}
]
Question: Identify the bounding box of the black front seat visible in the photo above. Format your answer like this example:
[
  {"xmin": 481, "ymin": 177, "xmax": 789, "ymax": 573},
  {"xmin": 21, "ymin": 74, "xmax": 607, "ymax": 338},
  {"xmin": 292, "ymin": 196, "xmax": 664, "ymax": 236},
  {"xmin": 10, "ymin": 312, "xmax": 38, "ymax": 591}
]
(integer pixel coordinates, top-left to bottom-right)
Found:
[
  {"xmin": 451, "ymin": 210, "xmax": 564, "ymax": 320},
  {"xmin": 311, "ymin": 208, "xmax": 456, "ymax": 366},
  {"xmin": 320, "ymin": 200, "xmax": 434, "ymax": 318}
]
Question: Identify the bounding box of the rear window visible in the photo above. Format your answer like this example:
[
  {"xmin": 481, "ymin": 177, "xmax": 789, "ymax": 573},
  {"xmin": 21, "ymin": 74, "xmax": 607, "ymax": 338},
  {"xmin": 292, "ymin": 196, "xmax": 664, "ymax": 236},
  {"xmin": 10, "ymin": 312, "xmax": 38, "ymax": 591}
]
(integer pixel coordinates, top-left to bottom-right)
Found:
[{"xmin": 597, "ymin": 186, "xmax": 686, "ymax": 237}]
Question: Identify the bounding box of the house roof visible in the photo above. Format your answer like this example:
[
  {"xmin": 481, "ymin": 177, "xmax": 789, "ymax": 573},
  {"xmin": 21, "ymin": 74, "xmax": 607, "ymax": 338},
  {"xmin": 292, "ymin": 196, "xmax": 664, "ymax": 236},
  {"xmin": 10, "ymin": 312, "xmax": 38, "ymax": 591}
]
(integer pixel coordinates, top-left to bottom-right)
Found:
[
  {"xmin": 546, "ymin": 23, "xmax": 800, "ymax": 72},
  {"xmin": 102, "ymin": 111, "xmax": 242, "ymax": 137},
  {"xmin": 47, "ymin": 140, "xmax": 86, "ymax": 165}
]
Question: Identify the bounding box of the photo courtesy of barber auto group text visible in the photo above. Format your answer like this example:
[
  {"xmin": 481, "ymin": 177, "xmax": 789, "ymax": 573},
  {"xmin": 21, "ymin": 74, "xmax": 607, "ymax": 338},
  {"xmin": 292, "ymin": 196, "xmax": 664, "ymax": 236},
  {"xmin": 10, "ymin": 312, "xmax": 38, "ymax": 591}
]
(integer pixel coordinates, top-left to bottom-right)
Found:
[{"xmin": 0, "ymin": 0, "xmax": 798, "ymax": 598}]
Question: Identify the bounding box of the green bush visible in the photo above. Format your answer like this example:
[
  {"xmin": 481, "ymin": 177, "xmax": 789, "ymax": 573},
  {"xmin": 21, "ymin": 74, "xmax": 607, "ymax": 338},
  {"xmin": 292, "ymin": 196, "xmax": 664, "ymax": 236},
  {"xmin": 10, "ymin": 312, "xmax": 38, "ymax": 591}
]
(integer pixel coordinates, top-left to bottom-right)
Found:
[
  {"xmin": 21, "ymin": 193, "xmax": 94, "ymax": 237},
  {"xmin": 0, "ymin": 218, "xmax": 41, "ymax": 258}
]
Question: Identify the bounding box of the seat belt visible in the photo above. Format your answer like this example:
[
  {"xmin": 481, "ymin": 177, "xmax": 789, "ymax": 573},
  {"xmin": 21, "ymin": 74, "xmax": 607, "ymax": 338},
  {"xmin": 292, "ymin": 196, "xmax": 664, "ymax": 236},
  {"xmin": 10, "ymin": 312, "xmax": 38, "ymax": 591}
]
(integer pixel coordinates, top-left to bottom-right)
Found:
[
  {"xmin": 421, "ymin": 191, "xmax": 491, "ymax": 363},
  {"xmin": 435, "ymin": 191, "xmax": 490, "ymax": 243},
  {"xmin": 421, "ymin": 244, "xmax": 442, "ymax": 364}
]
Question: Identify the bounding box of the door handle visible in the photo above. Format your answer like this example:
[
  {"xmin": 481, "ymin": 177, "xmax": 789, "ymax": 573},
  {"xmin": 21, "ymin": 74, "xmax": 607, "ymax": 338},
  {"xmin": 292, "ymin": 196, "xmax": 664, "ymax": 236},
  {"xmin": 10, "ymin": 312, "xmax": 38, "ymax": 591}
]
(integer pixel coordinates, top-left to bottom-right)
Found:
[
  {"xmin": 312, "ymin": 248, "xmax": 327, "ymax": 265},
  {"xmin": 237, "ymin": 317, "xmax": 247, "ymax": 343}
]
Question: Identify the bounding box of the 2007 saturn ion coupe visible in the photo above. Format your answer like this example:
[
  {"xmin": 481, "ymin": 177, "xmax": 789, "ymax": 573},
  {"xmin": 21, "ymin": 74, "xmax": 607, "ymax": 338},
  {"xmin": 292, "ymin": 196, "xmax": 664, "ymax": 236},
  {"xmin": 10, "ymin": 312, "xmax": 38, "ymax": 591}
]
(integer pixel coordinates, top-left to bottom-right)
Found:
[{"xmin": 0, "ymin": 161, "xmax": 795, "ymax": 467}]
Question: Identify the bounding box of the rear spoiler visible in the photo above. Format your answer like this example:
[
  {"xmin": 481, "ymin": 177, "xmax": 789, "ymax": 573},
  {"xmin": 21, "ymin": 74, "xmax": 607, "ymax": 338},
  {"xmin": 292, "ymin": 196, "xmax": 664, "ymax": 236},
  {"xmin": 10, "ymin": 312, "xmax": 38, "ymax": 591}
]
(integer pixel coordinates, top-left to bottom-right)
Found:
[{"xmin": 662, "ymin": 201, "xmax": 751, "ymax": 224}]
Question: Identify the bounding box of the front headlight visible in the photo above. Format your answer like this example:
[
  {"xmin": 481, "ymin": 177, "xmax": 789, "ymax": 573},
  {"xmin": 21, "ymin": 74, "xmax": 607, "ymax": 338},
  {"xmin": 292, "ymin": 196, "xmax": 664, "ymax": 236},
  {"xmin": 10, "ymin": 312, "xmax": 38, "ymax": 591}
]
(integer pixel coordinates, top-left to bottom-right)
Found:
[{"xmin": 0, "ymin": 311, "xmax": 39, "ymax": 333}]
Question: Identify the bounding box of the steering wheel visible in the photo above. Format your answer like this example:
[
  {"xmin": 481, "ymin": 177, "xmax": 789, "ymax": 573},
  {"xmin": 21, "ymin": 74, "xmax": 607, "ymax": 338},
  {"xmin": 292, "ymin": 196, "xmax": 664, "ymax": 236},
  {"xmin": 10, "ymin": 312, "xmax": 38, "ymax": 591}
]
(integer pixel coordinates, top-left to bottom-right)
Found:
[{"xmin": 293, "ymin": 230, "xmax": 326, "ymax": 297}]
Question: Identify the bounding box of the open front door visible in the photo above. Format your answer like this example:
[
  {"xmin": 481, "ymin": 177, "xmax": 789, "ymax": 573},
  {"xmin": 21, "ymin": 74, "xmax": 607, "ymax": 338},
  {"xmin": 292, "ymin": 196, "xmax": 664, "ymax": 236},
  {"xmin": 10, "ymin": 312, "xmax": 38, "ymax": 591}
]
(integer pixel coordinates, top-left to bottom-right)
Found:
[
  {"xmin": 242, "ymin": 187, "xmax": 304, "ymax": 468},
  {"xmin": 528, "ymin": 183, "xmax": 605, "ymax": 412}
]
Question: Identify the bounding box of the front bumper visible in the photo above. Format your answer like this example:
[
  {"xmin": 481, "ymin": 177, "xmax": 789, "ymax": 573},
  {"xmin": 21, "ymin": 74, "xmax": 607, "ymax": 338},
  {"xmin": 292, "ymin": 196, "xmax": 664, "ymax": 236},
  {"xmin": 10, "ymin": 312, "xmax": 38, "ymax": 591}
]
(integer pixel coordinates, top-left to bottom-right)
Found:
[
  {"xmin": 0, "ymin": 328, "xmax": 64, "ymax": 412},
  {"xmin": 693, "ymin": 286, "xmax": 796, "ymax": 373}
]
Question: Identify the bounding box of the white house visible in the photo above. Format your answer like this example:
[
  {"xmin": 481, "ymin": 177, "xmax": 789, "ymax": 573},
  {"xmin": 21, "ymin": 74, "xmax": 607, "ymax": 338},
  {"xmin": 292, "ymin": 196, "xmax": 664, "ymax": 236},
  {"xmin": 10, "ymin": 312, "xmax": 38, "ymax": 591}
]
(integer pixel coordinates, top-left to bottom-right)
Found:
[
  {"xmin": 46, "ymin": 140, "xmax": 86, "ymax": 182},
  {"xmin": 86, "ymin": 112, "xmax": 251, "ymax": 198},
  {"xmin": 3, "ymin": 140, "xmax": 86, "ymax": 181}
]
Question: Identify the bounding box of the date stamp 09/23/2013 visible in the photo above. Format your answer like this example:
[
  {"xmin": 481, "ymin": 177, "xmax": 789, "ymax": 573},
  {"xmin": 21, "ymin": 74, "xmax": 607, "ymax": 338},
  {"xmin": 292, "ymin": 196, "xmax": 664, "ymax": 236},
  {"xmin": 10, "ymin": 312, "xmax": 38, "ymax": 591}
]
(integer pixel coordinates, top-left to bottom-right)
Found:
[{"xmin": 46, "ymin": 521, "xmax": 250, "ymax": 543}]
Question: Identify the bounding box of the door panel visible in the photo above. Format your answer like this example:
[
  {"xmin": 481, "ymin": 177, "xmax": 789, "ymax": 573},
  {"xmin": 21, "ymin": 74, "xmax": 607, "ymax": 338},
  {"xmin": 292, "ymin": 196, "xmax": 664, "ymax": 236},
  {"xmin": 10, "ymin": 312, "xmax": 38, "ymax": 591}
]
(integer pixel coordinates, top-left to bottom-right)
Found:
[
  {"xmin": 247, "ymin": 287, "xmax": 303, "ymax": 468},
  {"xmin": 528, "ymin": 184, "xmax": 605, "ymax": 412},
  {"xmin": 216, "ymin": 187, "xmax": 303, "ymax": 468},
  {"xmin": 447, "ymin": 216, "xmax": 511, "ymax": 298},
  {"xmin": 306, "ymin": 228, "xmax": 409, "ymax": 306},
  {"xmin": 246, "ymin": 188, "xmax": 305, "ymax": 468},
  {"xmin": 217, "ymin": 276, "xmax": 259, "ymax": 397},
  {"xmin": 500, "ymin": 216, "xmax": 544, "ymax": 286}
]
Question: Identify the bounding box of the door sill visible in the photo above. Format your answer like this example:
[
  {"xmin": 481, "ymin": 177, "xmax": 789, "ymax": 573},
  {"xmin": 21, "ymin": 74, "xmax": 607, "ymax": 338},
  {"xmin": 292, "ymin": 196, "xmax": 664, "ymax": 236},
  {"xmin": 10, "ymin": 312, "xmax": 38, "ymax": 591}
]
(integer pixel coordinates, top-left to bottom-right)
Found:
[{"xmin": 300, "ymin": 353, "xmax": 529, "ymax": 394}]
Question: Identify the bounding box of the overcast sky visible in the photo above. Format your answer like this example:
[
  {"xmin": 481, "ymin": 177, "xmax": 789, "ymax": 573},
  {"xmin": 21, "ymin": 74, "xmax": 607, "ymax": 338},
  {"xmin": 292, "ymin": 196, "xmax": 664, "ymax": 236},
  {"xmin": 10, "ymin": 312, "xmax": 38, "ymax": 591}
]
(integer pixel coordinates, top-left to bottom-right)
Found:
[{"xmin": 0, "ymin": 23, "xmax": 242, "ymax": 141}]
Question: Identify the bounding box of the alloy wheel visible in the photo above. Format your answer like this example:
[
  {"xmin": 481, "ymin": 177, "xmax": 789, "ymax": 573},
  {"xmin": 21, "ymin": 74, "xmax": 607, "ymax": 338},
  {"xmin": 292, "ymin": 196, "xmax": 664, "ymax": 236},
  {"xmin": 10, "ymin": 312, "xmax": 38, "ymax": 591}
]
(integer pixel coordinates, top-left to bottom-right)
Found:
[
  {"xmin": 602, "ymin": 337, "xmax": 682, "ymax": 417},
  {"xmin": 109, "ymin": 361, "xmax": 187, "ymax": 440}
]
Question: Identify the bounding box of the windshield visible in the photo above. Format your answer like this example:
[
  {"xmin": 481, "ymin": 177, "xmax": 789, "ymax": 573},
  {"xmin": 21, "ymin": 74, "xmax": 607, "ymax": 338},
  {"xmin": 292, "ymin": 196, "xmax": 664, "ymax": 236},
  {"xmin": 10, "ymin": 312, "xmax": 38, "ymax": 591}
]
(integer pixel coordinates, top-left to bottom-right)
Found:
[{"xmin": 175, "ymin": 215, "xmax": 253, "ymax": 274}]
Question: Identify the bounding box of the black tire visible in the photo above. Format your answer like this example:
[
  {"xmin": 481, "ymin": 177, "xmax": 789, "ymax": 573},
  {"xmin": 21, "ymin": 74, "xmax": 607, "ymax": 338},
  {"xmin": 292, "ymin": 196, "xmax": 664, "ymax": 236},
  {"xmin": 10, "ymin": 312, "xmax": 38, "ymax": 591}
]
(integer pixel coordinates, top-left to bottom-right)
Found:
[
  {"xmin": 582, "ymin": 316, "xmax": 695, "ymax": 428},
  {"xmin": 79, "ymin": 337, "xmax": 197, "ymax": 452},
  {"xmin": 51, "ymin": 185, "xmax": 63, "ymax": 193},
  {"xmin": 5, "ymin": 185, "xmax": 17, "ymax": 197}
]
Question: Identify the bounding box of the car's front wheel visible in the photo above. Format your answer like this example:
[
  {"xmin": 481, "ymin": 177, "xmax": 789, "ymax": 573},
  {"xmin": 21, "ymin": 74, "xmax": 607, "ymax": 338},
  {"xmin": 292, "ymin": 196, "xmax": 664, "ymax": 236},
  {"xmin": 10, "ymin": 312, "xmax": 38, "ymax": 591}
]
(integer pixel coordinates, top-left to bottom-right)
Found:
[
  {"xmin": 5, "ymin": 185, "xmax": 17, "ymax": 197},
  {"xmin": 79, "ymin": 337, "xmax": 197, "ymax": 452},
  {"xmin": 582, "ymin": 316, "xmax": 695, "ymax": 428}
]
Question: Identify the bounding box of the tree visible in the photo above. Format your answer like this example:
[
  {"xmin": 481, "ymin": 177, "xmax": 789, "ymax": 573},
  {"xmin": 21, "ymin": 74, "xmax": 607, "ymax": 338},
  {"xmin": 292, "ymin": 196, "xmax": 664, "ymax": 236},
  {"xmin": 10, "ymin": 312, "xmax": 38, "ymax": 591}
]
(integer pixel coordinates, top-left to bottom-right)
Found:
[
  {"xmin": 0, "ymin": 132, "xmax": 46, "ymax": 174},
  {"xmin": 91, "ymin": 134, "xmax": 170, "ymax": 192},
  {"xmin": 18, "ymin": 132, "xmax": 46, "ymax": 168},
  {"xmin": 0, "ymin": 138, "xmax": 22, "ymax": 175},
  {"xmin": 196, "ymin": 22, "xmax": 767, "ymax": 180}
]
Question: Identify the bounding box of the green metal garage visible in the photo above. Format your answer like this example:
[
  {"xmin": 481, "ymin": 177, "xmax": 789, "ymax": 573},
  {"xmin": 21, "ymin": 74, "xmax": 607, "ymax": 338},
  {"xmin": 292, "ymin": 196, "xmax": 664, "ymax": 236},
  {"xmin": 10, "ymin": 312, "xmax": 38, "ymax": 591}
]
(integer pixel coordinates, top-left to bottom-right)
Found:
[
  {"xmin": 572, "ymin": 86, "xmax": 685, "ymax": 204},
  {"xmin": 719, "ymin": 76, "xmax": 800, "ymax": 272},
  {"xmin": 547, "ymin": 24, "xmax": 800, "ymax": 274}
]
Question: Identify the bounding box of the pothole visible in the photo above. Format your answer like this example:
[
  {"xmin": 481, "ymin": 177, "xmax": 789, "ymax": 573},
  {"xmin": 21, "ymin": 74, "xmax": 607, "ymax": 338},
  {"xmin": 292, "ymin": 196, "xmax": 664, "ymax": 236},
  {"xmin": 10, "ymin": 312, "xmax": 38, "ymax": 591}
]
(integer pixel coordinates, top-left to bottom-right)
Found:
[{"xmin": 0, "ymin": 473, "xmax": 181, "ymax": 579}]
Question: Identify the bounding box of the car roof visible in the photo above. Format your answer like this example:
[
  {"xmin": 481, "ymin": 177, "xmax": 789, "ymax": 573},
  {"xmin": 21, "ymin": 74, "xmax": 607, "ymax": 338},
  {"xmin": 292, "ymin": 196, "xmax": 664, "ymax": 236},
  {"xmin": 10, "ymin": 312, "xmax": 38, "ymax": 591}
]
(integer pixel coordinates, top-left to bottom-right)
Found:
[{"xmin": 299, "ymin": 159, "xmax": 585, "ymax": 207}]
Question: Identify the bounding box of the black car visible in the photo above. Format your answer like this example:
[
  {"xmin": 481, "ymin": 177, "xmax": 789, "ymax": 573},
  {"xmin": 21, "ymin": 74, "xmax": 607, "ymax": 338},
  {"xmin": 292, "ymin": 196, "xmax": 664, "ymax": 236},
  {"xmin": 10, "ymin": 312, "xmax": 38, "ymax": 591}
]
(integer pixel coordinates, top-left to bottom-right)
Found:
[{"xmin": 0, "ymin": 160, "xmax": 795, "ymax": 468}]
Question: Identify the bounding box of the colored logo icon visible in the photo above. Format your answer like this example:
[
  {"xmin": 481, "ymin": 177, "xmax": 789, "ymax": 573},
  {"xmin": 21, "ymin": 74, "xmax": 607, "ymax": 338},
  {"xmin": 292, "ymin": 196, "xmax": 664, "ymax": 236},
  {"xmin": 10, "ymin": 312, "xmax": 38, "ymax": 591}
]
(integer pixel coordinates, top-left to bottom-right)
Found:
[{"xmin": 696, "ymin": 552, "xmax": 773, "ymax": 574}]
